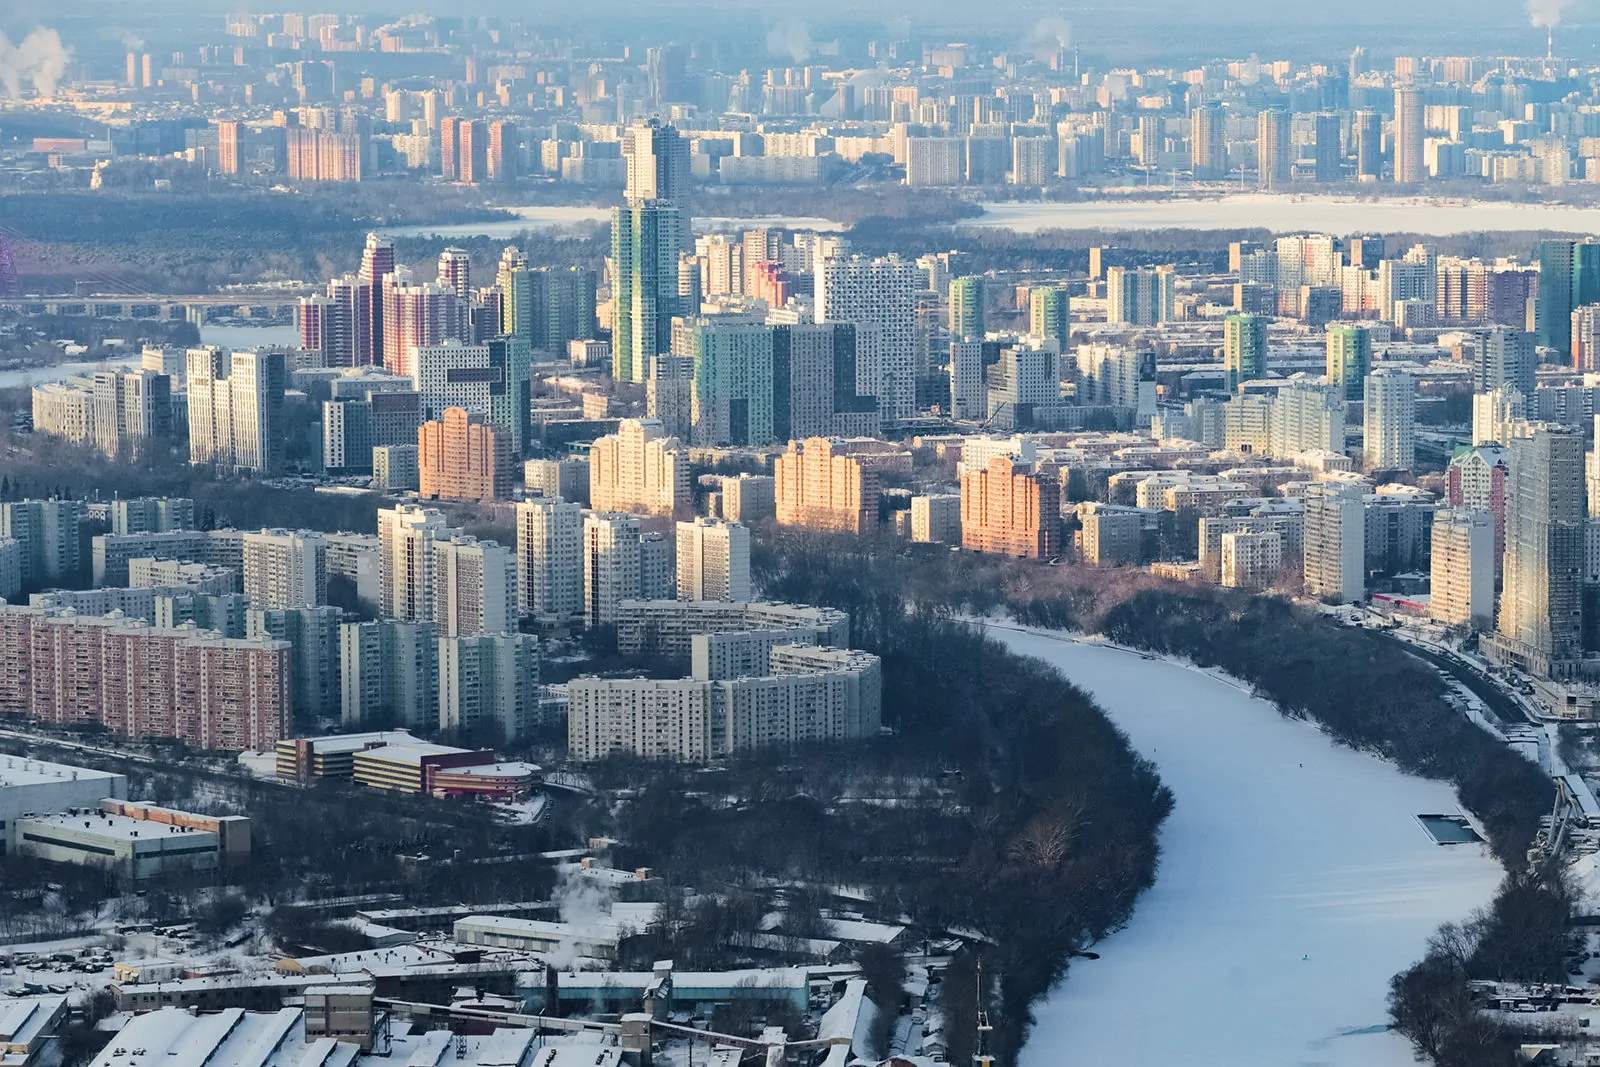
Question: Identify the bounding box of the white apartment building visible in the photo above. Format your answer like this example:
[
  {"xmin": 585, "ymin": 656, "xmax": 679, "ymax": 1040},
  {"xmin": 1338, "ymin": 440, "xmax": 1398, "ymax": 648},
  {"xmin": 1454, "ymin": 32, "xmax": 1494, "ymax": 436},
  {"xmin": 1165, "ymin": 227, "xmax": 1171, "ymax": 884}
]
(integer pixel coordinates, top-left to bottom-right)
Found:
[
  {"xmin": 584, "ymin": 513, "xmax": 642, "ymax": 628},
  {"xmin": 515, "ymin": 499, "xmax": 583, "ymax": 620},
  {"xmin": 438, "ymin": 632, "xmax": 541, "ymax": 740},
  {"xmin": 1220, "ymin": 530, "xmax": 1283, "ymax": 589},
  {"xmin": 1429, "ymin": 508, "xmax": 1495, "ymax": 629},
  {"xmin": 377, "ymin": 504, "xmax": 462, "ymax": 623},
  {"xmin": 1365, "ymin": 369, "xmax": 1417, "ymax": 471},
  {"xmin": 1303, "ymin": 482, "xmax": 1366, "ymax": 603},
  {"xmin": 431, "ymin": 536, "xmax": 516, "ymax": 638},
  {"xmin": 675, "ymin": 518, "xmax": 751, "ymax": 602},
  {"xmin": 949, "ymin": 339, "xmax": 987, "ymax": 421},
  {"xmin": 186, "ymin": 347, "xmax": 285, "ymax": 473},
  {"xmin": 242, "ymin": 529, "xmax": 327, "ymax": 609},
  {"xmin": 815, "ymin": 254, "xmax": 924, "ymax": 420},
  {"xmin": 910, "ymin": 494, "xmax": 961, "ymax": 544}
]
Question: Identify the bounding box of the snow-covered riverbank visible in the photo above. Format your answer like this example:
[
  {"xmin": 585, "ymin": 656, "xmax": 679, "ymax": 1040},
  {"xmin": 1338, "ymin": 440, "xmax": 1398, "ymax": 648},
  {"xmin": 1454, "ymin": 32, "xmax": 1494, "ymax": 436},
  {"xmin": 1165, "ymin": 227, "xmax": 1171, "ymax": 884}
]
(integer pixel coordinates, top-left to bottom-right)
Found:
[{"xmin": 994, "ymin": 625, "xmax": 1503, "ymax": 1067}]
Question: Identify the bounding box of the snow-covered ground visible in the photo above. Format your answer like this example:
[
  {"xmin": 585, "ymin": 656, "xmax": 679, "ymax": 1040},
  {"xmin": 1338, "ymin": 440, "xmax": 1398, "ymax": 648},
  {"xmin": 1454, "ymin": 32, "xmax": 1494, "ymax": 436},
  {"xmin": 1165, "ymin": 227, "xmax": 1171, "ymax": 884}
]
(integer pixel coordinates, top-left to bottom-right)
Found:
[{"xmin": 993, "ymin": 628, "xmax": 1504, "ymax": 1067}]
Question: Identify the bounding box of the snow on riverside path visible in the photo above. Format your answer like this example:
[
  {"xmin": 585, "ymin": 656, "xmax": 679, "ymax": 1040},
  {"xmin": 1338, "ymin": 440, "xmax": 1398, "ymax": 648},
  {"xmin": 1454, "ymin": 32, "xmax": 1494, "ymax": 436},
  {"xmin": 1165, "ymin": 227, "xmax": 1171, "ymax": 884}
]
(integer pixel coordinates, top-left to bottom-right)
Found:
[{"xmin": 995, "ymin": 628, "xmax": 1504, "ymax": 1067}]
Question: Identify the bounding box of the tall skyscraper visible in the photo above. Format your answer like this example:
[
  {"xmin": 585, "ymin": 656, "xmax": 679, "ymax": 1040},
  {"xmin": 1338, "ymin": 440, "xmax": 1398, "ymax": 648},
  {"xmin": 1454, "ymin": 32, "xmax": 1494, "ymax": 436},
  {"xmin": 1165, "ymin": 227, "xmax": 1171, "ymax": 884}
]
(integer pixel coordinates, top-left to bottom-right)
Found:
[
  {"xmin": 624, "ymin": 120, "xmax": 690, "ymax": 204},
  {"xmin": 1479, "ymin": 327, "xmax": 1537, "ymax": 395},
  {"xmin": 949, "ymin": 339, "xmax": 988, "ymax": 422},
  {"xmin": 815, "ymin": 254, "xmax": 924, "ymax": 420},
  {"xmin": 1191, "ymin": 102, "xmax": 1227, "ymax": 180},
  {"xmin": 949, "ymin": 276, "xmax": 985, "ymax": 340},
  {"xmin": 611, "ymin": 201, "xmax": 686, "ymax": 383},
  {"xmin": 1353, "ymin": 111, "xmax": 1383, "ymax": 181},
  {"xmin": 671, "ymin": 317, "xmax": 775, "ymax": 447},
  {"xmin": 382, "ymin": 271, "xmax": 464, "ymax": 377},
  {"xmin": 1535, "ymin": 239, "xmax": 1600, "ymax": 354},
  {"xmin": 1488, "ymin": 426, "xmax": 1585, "ymax": 677},
  {"xmin": 436, "ymin": 247, "xmax": 470, "ymax": 299},
  {"xmin": 1223, "ymin": 313, "xmax": 1267, "ymax": 391},
  {"xmin": 357, "ymin": 233, "xmax": 395, "ymax": 367},
  {"xmin": 515, "ymin": 499, "xmax": 583, "ymax": 621},
  {"xmin": 675, "ymin": 518, "xmax": 751, "ymax": 602},
  {"xmin": 1256, "ymin": 107, "xmax": 1291, "ymax": 189},
  {"xmin": 1326, "ymin": 324, "xmax": 1372, "ymax": 401},
  {"xmin": 1364, "ymin": 369, "xmax": 1417, "ymax": 472},
  {"xmin": 1393, "ymin": 87, "xmax": 1425, "ymax": 184},
  {"xmin": 1312, "ymin": 112, "xmax": 1342, "ymax": 182}
]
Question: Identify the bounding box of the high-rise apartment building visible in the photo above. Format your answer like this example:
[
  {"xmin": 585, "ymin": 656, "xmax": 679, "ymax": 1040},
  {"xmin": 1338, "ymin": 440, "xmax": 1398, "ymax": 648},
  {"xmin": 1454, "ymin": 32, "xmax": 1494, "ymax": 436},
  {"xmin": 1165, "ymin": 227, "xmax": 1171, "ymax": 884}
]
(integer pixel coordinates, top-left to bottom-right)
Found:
[
  {"xmin": 500, "ymin": 266, "xmax": 598, "ymax": 355},
  {"xmin": 774, "ymin": 438, "xmax": 880, "ymax": 534},
  {"xmin": 357, "ymin": 233, "xmax": 395, "ymax": 367},
  {"xmin": 1302, "ymin": 482, "xmax": 1365, "ymax": 603},
  {"xmin": 110, "ymin": 498, "xmax": 195, "ymax": 536},
  {"xmin": 960, "ymin": 454, "xmax": 1061, "ymax": 559},
  {"xmin": 671, "ymin": 317, "xmax": 775, "ymax": 447},
  {"xmin": 340, "ymin": 618, "xmax": 438, "ymax": 729},
  {"xmin": 1191, "ymin": 102, "xmax": 1227, "ymax": 180},
  {"xmin": 1223, "ymin": 313, "xmax": 1267, "ymax": 391},
  {"xmin": 1479, "ymin": 327, "xmax": 1537, "ymax": 395},
  {"xmin": 1429, "ymin": 509, "xmax": 1496, "ymax": 629},
  {"xmin": 516, "ymin": 499, "xmax": 583, "ymax": 621},
  {"xmin": 410, "ymin": 337, "xmax": 532, "ymax": 454},
  {"xmin": 949, "ymin": 276, "xmax": 985, "ymax": 340},
  {"xmin": 588, "ymin": 419, "xmax": 691, "ymax": 518},
  {"xmin": 676, "ymin": 519, "xmax": 751, "ymax": 602},
  {"xmin": 1220, "ymin": 530, "xmax": 1283, "ymax": 589},
  {"xmin": 611, "ymin": 201, "xmax": 686, "ymax": 383},
  {"xmin": 584, "ymin": 513, "xmax": 642, "ymax": 628},
  {"xmin": 381, "ymin": 271, "xmax": 464, "ymax": 377},
  {"xmin": 1312, "ymin": 112, "xmax": 1342, "ymax": 182},
  {"xmin": 1256, "ymin": 108, "xmax": 1291, "ymax": 189},
  {"xmin": 430, "ymin": 535, "xmax": 516, "ymax": 638},
  {"xmin": 1393, "ymin": 87, "xmax": 1425, "ymax": 184},
  {"xmin": 624, "ymin": 119, "xmax": 690, "ymax": 203},
  {"xmin": 377, "ymin": 504, "xmax": 462, "ymax": 623},
  {"xmin": 1535, "ymin": 239, "xmax": 1600, "ymax": 355},
  {"xmin": 1326, "ymin": 325, "xmax": 1372, "ymax": 402},
  {"xmin": 1488, "ymin": 426, "xmax": 1585, "ymax": 677},
  {"xmin": 0, "ymin": 606, "xmax": 290, "ymax": 751},
  {"xmin": 1029, "ymin": 286, "xmax": 1070, "ymax": 351},
  {"xmin": 418, "ymin": 408, "xmax": 514, "ymax": 503},
  {"xmin": 90, "ymin": 370, "xmax": 174, "ymax": 458},
  {"xmin": 1364, "ymin": 370, "xmax": 1417, "ymax": 472},
  {"xmin": 1353, "ymin": 111, "xmax": 1383, "ymax": 181},
  {"xmin": 0, "ymin": 500, "xmax": 84, "ymax": 591},
  {"xmin": 815, "ymin": 254, "xmax": 924, "ymax": 420},
  {"xmin": 949, "ymin": 339, "xmax": 988, "ymax": 422},
  {"xmin": 186, "ymin": 347, "xmax": 286, "ymax": 473},
  {"xmin": 1106, "ymin": 266, "xmax": 1177, "ymax": 326},
  {"xmin": 439, "ymin": 632, "xmax": 541, "ymax": 740},
  {"xmin": 242, "ymin": 529, "xmax": 327, "ymax": 608}
]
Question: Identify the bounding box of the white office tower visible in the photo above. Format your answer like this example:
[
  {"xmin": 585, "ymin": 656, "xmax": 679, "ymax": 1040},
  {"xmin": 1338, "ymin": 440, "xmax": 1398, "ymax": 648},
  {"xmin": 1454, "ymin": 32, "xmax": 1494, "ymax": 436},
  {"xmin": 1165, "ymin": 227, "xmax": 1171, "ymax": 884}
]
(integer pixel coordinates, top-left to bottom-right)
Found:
[
  {"xmin": 1429, "ymin": 509, "xmax": 1495, "ymax": 629},
  {"xmin": 1364, "ymin": 369, "xmax": 1417, "ymax": 472},
  {"xmin": 242, "ymin": 529, "xmax": 328, "ymax": 608},
  {"xmin": 377, "ymin": 504, "xmax": 462, "ymax": 622},
  {"xmin": 584, "ymin": 512, "xmax": 642, "ymax": 628},
  {"xmin": 676, "ymin": 518, "xmax": 751, "ymax": 602},
  {"xmin": 815, "ymin": 254, "xmax": 923, "ymax": 419},
  {"xmin": 949, "ymin": 339, "xmax": 987, "ymax": 421},
  {"xmin": 515, "ymin": 499, "xmax": 583, "ymax": 621},
  {"xmin": 1489, "ymin": 426, "xmax": 1585, "ymax": 676},
  {"xmin": 430, "ymin": 536, "xmax": 516, "ymax": 638},
  {"xmin": 1302, "ymin": 482, "xmax": 1365, "ymax": 603},
  {"xmin": 438, "ymin": 633, "xmax": 541, "ymax": 740},
  {"xmin": 1269, "ymin": 383, "xmax": 1346, "ymax": 458}
]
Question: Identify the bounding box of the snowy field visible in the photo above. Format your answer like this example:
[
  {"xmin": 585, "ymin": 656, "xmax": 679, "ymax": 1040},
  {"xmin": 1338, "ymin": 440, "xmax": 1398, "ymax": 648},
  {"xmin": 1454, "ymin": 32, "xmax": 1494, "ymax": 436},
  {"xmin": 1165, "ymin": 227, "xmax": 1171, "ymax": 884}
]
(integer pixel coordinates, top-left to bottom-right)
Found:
[
  {"xmin": 994, "ymin": 627, "xmax": 1504, "ymax": 1067},
  {"xmin": 965, "ymin": 194, "xmax": 1600, "ymax": 236}
]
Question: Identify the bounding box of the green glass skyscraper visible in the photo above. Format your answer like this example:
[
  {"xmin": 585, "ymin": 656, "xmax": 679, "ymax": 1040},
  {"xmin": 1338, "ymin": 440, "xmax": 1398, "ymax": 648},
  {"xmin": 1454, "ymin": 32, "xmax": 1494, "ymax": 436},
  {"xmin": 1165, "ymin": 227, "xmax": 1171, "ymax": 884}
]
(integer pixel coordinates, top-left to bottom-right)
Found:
[
  {"xmin": 1536, "ymin": 238, "xmax": 1600, "ymax": 356},
  {"xmin": 1224, "ymin": 313, "xmax": 1267, "ymax": 392},
  {"xmin": 611, "ymin": 201, "xmax": 684, "ymax": 383},
  {"xmin": 949, "ymin": 276, "xmax": 985, "ymax": 340},
  {"xmin": 1326, "ymin": 325, "xmax": 1372, "ymax": 402},
  {"xmin": 1029, "ymin": 286, "xmax": 1070, "ymax": 351}
]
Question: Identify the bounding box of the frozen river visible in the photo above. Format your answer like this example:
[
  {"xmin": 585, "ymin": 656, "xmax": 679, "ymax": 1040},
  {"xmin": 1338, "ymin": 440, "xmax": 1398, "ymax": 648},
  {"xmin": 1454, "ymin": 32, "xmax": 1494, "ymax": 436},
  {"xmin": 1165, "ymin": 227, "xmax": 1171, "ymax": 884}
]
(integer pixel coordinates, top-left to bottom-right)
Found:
[
  {"xmin": 966, "ymin": 194, "xmax": 1600, "ymax": 236},
  {"xmin": 995, "ymin": 627, "xmax": 1503, "ymax": 1067}
]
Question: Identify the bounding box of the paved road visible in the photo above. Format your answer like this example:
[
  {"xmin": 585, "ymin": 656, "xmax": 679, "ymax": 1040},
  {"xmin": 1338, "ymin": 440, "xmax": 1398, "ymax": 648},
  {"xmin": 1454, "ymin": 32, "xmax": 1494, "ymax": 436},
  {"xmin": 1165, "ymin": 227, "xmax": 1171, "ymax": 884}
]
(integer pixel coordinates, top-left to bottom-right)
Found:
[{"xmin": 1379, "ymin": 635, "xmax": 1534, "ymax": 727}]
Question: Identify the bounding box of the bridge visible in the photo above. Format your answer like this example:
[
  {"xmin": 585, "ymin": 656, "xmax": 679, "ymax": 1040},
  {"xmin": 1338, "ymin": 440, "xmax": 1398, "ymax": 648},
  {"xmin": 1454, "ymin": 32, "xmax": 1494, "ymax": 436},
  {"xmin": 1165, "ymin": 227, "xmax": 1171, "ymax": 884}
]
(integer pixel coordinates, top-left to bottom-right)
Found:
[{"xmin": 0, "ymin": 292, "xmax": 311, "ymax": 323}]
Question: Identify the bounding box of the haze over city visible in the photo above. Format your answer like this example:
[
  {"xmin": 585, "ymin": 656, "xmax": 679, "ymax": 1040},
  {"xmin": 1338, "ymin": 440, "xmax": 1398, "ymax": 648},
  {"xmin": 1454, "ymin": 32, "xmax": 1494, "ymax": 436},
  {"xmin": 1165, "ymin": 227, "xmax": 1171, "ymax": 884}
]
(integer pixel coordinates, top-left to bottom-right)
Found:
[{"xmin": 0, "ymin": 2, "xmax": 1599, "ymax": 1067}]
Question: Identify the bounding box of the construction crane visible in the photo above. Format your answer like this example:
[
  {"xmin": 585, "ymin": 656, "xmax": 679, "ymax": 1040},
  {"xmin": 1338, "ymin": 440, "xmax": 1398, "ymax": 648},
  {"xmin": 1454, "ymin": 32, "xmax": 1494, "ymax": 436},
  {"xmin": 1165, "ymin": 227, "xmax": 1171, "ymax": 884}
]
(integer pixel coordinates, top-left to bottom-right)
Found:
[{"xmin": 973, "ymin": 959, "xmax": 995, "ymax": 1067}]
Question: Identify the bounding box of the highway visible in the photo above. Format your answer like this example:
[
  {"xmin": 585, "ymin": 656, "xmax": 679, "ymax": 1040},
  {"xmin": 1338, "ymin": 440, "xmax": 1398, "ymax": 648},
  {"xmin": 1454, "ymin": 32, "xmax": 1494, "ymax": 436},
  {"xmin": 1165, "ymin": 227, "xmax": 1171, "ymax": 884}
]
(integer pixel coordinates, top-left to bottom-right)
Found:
[{"xmin": 1379, "ymin": 633, "xmax": 1535, "ymax": 728}]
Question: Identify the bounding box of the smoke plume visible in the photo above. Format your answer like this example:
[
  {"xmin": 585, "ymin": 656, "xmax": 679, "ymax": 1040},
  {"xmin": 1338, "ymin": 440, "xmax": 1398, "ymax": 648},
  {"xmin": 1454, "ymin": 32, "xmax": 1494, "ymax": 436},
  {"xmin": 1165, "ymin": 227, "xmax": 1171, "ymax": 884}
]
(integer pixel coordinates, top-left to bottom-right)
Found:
[
  {"xmin": 765, "ymin": 17, "xmax": 812, "ymax": 64},
  {"xmin": 1025, "ymin": 14, "xmax": 1073, "ymax": 61},
  {"xmin": 1528, "ymin": 0, "xmax": 1573, "ymax": 27},
  {"xmin": 0, "ymin": 28, "xmax": 70, "ymax": 97}
]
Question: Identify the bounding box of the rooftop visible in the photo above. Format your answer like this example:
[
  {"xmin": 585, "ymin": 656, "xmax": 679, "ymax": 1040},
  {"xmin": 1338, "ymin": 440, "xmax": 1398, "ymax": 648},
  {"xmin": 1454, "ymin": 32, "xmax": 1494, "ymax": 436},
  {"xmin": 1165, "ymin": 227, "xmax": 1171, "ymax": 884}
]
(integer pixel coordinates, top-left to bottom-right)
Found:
[
  {"xmin": 0, "ymin": 756, "xmax": 121, "ymax": 791},
  {"xmin": 87, "ymin": 1007, "xmax": 301, "ymax": 1067},
  {"xmin": 20, "ymin": 811, "xmax": 213, "ymax": 843}
]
